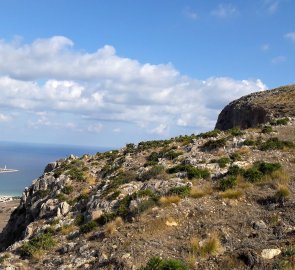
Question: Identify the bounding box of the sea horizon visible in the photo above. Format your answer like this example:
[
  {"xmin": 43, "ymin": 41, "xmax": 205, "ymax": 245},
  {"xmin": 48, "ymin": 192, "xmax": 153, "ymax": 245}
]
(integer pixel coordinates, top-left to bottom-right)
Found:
[{"xmin": 0, "ymin": 141, "xmax": 111, "ymax": 196}]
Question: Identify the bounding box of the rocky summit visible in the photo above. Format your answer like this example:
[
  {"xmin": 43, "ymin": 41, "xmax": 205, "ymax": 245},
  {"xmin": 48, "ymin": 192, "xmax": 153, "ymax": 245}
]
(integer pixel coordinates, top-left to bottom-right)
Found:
[
  {"xmin": 1, "ymin": 92, "xmax": 295, "ymax": 269},
  {"xmin": 215, "ymin": 84, "xmax": 295, "ymax": 130}
]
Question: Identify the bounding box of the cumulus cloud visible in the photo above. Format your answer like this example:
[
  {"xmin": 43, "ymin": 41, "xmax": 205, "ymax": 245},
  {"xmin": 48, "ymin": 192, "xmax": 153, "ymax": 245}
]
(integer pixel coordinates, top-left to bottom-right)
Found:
[
  {"xmin": 0, "ymin": 36, "xmax": 267, "ymax": 139},
  {"xmin": 211, "ymin": 4, "xmax": 239, "ymax": 18}
]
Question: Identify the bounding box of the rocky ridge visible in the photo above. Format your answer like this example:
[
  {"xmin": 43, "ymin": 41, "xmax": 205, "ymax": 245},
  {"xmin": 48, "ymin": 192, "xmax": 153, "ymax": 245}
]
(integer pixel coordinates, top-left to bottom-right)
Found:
[
  {"xmin": 1, "ymin": 119, "xmax": 295, "ymax": 269},
  {"xmin": 215, "ymin": 84, "xmax": 295, "ymax": 130}
]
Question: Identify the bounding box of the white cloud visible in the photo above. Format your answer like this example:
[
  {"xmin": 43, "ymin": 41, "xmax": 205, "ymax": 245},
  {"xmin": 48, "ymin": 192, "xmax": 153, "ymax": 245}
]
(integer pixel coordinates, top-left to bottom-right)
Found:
[
  {"xmin": 0, "ymin": 113, "xmax": 11, "ymax": 122},
  {"xmin": 0, "ymin": 36, "xmax": 267, "ymax": 138},
  {"xmin": 285, "ymin": 32, "xmax": 295, "ymax": 42},
  {"xmin": 183, "ymin": 7, "xmax": 198, "ymax": 20},
  {"xmin": 271, "ymin": 56, "xmax": 287, "ymax": 64},
  {"xmin": 211, "ymin": 4, "xmax": 239, "ymax": 18},
  {"xmin": 151, "ymin": 124, "xmax": 168, "ymax": 135}
]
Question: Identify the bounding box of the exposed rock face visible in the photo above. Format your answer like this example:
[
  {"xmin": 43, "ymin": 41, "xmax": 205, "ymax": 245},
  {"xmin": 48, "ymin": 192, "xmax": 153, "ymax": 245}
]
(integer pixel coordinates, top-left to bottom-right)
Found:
[{"xmin": 215, "ymin": 84, "xmax": 295, "ymax": 130}]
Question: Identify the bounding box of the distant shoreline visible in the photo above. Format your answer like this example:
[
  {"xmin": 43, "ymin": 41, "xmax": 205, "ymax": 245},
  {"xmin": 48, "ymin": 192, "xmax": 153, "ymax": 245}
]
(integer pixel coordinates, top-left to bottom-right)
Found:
[{"xmin": 0, "ymin": 195, "xmax": 21, "ymax": 203}]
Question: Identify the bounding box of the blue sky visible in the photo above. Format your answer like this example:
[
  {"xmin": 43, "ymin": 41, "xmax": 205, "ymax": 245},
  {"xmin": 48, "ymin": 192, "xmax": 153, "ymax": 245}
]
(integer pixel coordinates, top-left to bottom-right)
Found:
[{"xmin": 0, "ymin": 0, "xmax": 294, "ymax": 147}]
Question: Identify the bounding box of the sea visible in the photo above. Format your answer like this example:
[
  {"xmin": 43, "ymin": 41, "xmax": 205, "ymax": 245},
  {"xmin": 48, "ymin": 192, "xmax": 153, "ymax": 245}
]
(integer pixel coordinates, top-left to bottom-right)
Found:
[{"xmin": 0, "ymin": 141, "xmax": 110, "ymax": 196}]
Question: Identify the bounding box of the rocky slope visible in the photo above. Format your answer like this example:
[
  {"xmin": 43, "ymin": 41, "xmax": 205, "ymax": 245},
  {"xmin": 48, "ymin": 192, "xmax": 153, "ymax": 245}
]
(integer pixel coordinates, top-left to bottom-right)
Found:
[
  {"xmin": 1, "ymin": 119, "xmax": 295, "ymax": 269},
  {"xmin": 215, "ymin": 84, "xmax": 295, "ymax": 130}
]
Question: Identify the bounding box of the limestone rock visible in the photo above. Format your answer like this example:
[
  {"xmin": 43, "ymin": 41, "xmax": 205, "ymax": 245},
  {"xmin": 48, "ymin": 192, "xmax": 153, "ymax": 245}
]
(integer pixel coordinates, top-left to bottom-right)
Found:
[{"xmin": 261, "ymin": 248, "xmax": 281, "ymax": 259}]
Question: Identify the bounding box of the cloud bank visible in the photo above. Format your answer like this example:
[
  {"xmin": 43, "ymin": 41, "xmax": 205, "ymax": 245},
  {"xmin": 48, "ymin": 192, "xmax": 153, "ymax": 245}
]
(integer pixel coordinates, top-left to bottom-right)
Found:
[{"xmin": 0, "ymin": 36, "xmax": 266, "ymax": 142}]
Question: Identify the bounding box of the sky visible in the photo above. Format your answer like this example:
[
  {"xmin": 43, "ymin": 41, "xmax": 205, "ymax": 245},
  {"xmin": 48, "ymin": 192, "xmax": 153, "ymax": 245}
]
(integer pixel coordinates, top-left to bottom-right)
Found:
[{"xmin": 0, "ymin": 0, "xmax": 294, "ymax": 148}]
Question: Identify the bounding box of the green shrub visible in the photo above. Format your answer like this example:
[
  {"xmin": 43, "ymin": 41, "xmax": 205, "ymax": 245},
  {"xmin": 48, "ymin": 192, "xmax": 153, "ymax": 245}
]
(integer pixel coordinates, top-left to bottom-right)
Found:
[
  {"xmin": 56, "ymin": 193, "xmax": 67, "ymax": 202},
  {"xmin": 140, "ymin": 257, "xmax": 188, "ymax": 270},
  {"xmin": 216, "ymin": 157, "xmax": 230, "ymax": 168},
  {"xmin": 74, "ymin": 214, "xmax": 84, "ymax": 226},
  {"xmin": 62, "ymin": 185, "xmax": 74, "ymax": 195},
  {"xmin": 227, "ymin": 165, "xmax": 244, "ymax": 176},
  {"xmin": 230, "ymin": 152, "xmax": 241, "ymax": 162},
  {"xmin": 242, "ymin": 161, "xmax": 281, "ymax": 182},
  {"xmin": 243, "ymin": 168, "xmax": 263, "ymax": 182},
  {"xmin": 79, "ymin": 221, "xmax": 97, "ymax": 234},
  {"xmin": 220, "ymin": 176, "xmax": 237, "ymax": 191},
  {"xmin": 255, "ymin": 161, "xmax": 281, "ymax": 174},
  {"xmin": 37, "ymin": 189, "xmax": 50, "ymax": 198},
  {"xmin": 140, "ymin": 165, "xmax": 165, "ymax": 181},
  {"xmin": 201, "ymin": 138, "xmax": 226, "ymax": 151},
  {"xmin": 19, "ymin": 233, "xmax": 55, "ymax": 258},
  {"xmin": 199, "ymin": 129, "xmax": 220, "ymax": 139},
  {"xmin": 167, "ymin": 164, "xmax": 210, "ymax": 179},
  {"xmin": 243, "ymin": 139, "xmax": 256, "ymax": 146},
  {"xmin": 259, "ymin": 137, "xmax": 295, "ymax": 151},
  {"xmin": 168, "ymin": 186, "xmax": 191, "ymax": 198},
  {"xmin": 229, "ymin": 127, "xmax": 244, "ymax": 136},
  {"xmin": 261, "ymin": 125, "xmax": 273, "ymax": 134},
  {"xmin": 270, "ymin": 118, "xmax": 289, "ymax": 126},
  {"xmin": 66, "ymin": 167, "xmax": 85, "ymax": 182}
]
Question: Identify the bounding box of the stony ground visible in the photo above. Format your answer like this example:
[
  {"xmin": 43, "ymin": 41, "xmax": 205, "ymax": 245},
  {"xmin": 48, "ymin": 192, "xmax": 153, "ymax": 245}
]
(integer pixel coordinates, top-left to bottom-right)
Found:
[{"xmin": 1, "ymin": 118, "xmax": 295, "ymax": 270}]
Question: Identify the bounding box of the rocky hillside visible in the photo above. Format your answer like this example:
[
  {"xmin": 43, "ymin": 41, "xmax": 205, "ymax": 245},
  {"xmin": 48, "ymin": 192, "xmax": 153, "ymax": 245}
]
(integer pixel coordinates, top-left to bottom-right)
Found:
[
  {"xmin": 215, "ymin": 84, "xmax": 295, "ymax": 130},
  {"xmin": 1, "ymin": 118, "xmax": 295, "ymax": 269}
]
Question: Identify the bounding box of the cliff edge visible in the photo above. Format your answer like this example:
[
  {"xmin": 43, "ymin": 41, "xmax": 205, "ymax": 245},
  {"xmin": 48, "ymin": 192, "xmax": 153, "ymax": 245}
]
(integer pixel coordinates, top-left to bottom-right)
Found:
[{"xmin": 215, "ymin": 84, "xmax": 295, "ymax": 130}]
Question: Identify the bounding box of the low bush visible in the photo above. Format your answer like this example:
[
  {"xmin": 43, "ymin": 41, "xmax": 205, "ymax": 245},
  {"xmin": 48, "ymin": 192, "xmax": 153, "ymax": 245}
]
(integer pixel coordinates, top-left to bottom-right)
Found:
[
  {"xmin": 229, "ymin": 127, "xmax": 244, "ymax": 136},
  {"xmin": 219, "ymin": 176, "xmax": 237, "ymax": 191},
  {"xmin": 243, "ymin": 161, "xmax": 281, "ymax": 183},
  {"xmin": 199, "ymin": 129, "xmax": 220, "ymax": 139},
  {"xmin": 62, "ymin": 185, "xmax": 74, "ymax": 195},
  {"xmin": 19, "ymin": 233, "xmax": 55, "ymax": 258},
  {"xmin": 261, "ymin": 125, "xmax": 273, "ymax": 134},
  {"xmin": 167, "ymin": 164, "xmax": 210, "ymax": 179},
  {"xmin": 201, "ymin": 138, "xmax": 226, "ymax": 151},
  {"xmin": 168, "ymin": 186, "xmax": 191, "ymax": 198},
  {"xmin": 140, "ymin": 257, "xmax": 188, "ymax": 270},
  {"xmin": 79, "ymin": 221, "xmax": 98, "ymax": 234},
  {"xmin": 227, "ymin": 165, "xmax": 245, "ymax": 176},
  {"xmin": 216, "ymin": 157, "xmax": 230, "ymax": 168},
  {"xmin": 259, "ymin": 137, "xmax": 295, "ymax": 151},
  {"xmin": 140, "ymin": 165, "xmax": 165, "ymax": 181},
  {"xmin": 270, "ymin": 118, "xmax": 289, "ymax": 126}
]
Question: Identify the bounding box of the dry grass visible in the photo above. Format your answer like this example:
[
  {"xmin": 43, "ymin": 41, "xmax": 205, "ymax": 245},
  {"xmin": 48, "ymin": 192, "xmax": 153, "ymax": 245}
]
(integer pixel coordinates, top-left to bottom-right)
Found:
[
  {"xmin": 219, "ymin": 189, "xmax": 243, "ymax": 199},
  {"xmin": 274, "ymin": 184, "xmax": 291, "ymax": 202},
  {"xmin": 60, "ymin": 224, "xmax": 76, "ymax": 235},
  {"xmin": 105, "ymin": 217, "xmax": 124, "ymax": 235},
  {"xmin": 189, "ymin": 234, "xmax": 222, "ymax": 258},
  {"xmin": 200, "ymin": 234, "xmax": 222, "ymax": 257},
  {"xmin": 236, "ymin": 147, "xmax": 251, "ymax": 156},
  {"xmin": 159, "ymin": 195, "xmax": 181, "ymax": 206},
  {"xmin": 236, "ymin": 174, "xmax": 252, "ymax": 189},
  {"xmin": 257, "ymin": 169, "xmax": 290, "ymax": 188},
  {"xmin": 84, "ymin": 173, "xmax": 97, "ymax": 185},
  {"xmin": 190, "ymin": 185, "xmax": 213, "ymax": 198}
]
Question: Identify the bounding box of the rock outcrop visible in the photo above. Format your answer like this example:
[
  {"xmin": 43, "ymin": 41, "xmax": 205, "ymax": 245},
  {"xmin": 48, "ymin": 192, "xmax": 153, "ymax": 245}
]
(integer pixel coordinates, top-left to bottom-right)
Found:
[{"xmin": 215, "ymin": 84, "xmax": 295, "ymax": 130}]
